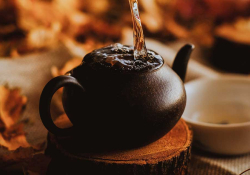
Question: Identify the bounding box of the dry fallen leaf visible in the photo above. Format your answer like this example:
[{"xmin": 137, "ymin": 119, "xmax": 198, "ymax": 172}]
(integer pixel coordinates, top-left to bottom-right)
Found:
[
  {"xmin": 26, "ymin": 24, "xmax": 61, "ymax": 50},
  {"xmin": 0, "ymin": 146, "xmax": 40, "ymax": 170},
  {"xmin": 0, "ymin": 87, "xmax": 27, "ymax": 128},
  {"xmin": 0, "ymin": 85, "xmax": 30, "ymax": 150}
]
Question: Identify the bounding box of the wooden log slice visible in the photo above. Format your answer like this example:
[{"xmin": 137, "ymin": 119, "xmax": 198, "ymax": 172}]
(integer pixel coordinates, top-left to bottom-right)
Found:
[{"xmin": 46, "ymin": 115, "xmax": 192, "ymax": 175}]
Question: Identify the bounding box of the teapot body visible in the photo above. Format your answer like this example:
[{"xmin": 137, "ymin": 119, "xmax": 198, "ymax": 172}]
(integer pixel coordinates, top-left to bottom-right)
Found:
[
  {"xmin": 39, "ymin": 44, "xmax": 194, "ymax": 151},
  {"xmin": 62, "ymin": 62, "xmax": 186, "ymax": 149}
]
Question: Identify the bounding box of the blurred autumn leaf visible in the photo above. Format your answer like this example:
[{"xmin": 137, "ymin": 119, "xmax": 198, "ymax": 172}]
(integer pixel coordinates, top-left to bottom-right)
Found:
[
  {"xmin": 0, "ymin": 86, "xmax": 30, "ymax": 150},
  {"xmin": 51, "ymin": 57, "xmax": 82, "ymax": 77}
]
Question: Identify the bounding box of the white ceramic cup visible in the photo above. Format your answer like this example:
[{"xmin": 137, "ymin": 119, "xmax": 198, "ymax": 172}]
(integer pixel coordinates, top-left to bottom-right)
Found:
[{"xmin": 182, "ymin": 76, "xmax": 250, "ymax": 155}]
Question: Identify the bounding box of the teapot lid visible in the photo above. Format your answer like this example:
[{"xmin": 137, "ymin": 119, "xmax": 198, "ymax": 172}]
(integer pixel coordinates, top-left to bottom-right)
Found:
[{"xmin": 83, "ymin": 43, "xmax": 164, "ymax": 73}]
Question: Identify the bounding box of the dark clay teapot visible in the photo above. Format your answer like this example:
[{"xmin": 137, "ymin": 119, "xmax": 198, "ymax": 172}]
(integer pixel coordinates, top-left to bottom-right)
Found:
[{"xmin": 39, "ymin": 44, "xmax": 194, "ymax": 151}]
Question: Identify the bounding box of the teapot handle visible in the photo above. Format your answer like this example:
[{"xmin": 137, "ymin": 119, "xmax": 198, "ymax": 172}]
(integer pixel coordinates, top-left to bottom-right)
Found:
[{"xmin": 39, "ymin": 75, "xmax": 84, "ymax": 136}]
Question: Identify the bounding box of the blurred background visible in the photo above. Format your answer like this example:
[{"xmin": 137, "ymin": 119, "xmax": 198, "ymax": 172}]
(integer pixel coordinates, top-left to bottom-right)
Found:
[
  {"xmin": 2, "ymin": 0, "xmax": 250, "ymax": 75},
  {"xmin": 1, "ymin": 0, "xmax": 250, "ymax": 72}
]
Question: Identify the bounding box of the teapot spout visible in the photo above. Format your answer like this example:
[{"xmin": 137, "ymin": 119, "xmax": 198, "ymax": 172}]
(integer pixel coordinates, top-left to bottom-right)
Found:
[{"xmin": 172, "ymin": 44, "xmax": 195, "ymax": 82}]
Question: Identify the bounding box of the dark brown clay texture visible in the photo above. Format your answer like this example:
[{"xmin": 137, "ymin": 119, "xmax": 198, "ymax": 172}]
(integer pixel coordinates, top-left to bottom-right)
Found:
[{"xmin": 39, "ymin": 44, "xmax": 194, "ymax": 151}]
